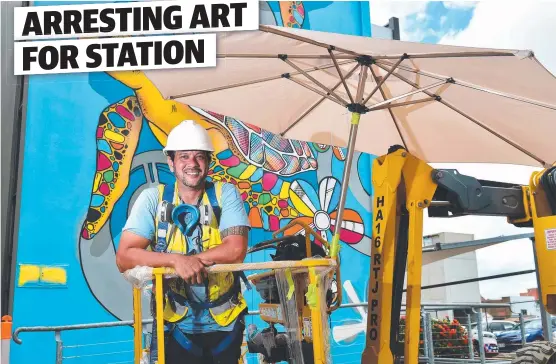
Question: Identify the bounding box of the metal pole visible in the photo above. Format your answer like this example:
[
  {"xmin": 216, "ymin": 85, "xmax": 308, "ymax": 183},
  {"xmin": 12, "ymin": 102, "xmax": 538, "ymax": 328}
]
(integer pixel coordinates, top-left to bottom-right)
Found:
[
  {"xmin": 531, "ymin": 238, "xmax": 553, "ymax": 343},
  {"xmin": 519, "ymin": 313, "xmax": 526, "ymax": 347},
  {"xmin": 330, "ymin": 64, "xmax": 367, "ymax": 258},
  {"xmin": 425, "ymin": 312, "xmax": 435, "ymax": 364},
  {"xmin": 55, "ymin": 330, "xmax": 63, "ymax": 364},
  {"xmin": 475, "ymin": 312, "xmax": 486, "ymax": 364},
  {"xmin": 467, "ymin": 314, "xmax": 474, "ymax": 360},
  {"xmin": 422, "ymin": 311, "xmax": 429, "ymax": 361}
]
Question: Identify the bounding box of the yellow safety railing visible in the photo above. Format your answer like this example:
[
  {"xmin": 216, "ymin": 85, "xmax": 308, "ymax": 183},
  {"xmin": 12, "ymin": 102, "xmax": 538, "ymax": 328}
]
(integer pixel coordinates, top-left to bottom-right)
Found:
[{"xmin": 131, "ymin": 259, "xmax": 337, "ymax": 364}]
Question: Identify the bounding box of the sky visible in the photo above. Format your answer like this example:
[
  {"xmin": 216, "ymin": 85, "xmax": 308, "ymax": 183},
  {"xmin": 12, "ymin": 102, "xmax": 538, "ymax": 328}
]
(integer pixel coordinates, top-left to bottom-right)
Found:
[{"xmin": 369, "ymin": 0, "xmax": 556, "ymax": 300}]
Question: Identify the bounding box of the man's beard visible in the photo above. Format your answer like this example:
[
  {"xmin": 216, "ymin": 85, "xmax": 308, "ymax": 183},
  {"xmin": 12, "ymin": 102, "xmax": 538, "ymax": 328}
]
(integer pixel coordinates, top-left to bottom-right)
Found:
[{"xmin": 179, "ymin": 169, "xmax": 205, "ymax": 189}]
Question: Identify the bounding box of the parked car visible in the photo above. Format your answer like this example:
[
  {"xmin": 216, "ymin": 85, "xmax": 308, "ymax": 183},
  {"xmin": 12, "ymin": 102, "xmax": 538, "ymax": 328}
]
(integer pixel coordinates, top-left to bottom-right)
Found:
[
  {"xmin": 496, "ymin": 317, "xmax": 556, "ymax": 352},
  {"xmin": 486, "ymin": 320, "xmax": 519, "ymax": 335},
  {"xmin": 470, "ymin": 326, "xmax": 499, "ymax": 357}
]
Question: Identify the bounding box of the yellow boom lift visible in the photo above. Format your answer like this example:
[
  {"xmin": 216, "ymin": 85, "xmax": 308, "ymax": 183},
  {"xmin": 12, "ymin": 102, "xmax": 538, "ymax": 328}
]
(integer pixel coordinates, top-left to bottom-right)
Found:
[
  {"xmin": 360, "ymin": 146, "xmax": 556, "ymax": 364},
  {"xmin": 124, "ymin": 26, "xmax": 556, "ymax": 364},
  {"xmin": 130, "ymin": 145, "xmax": 556, "ymax": 364}
]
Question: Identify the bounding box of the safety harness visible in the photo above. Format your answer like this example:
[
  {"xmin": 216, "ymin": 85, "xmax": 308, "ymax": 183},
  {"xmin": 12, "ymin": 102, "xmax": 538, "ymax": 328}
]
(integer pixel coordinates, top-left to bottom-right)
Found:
[{"xmin": 150, "ymin": 181, "xmax": 249, "ymax": 358}]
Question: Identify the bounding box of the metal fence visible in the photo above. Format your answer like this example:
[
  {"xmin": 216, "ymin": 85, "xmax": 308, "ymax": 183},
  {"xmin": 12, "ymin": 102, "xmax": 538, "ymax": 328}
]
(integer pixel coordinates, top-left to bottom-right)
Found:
[{"xmin": 11, "ymin": 303, "xmax": 522, "ymax": 364}]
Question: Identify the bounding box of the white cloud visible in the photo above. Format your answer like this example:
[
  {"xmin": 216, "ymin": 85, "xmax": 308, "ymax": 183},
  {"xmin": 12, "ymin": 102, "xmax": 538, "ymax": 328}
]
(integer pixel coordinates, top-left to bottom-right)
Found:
[
  {"xmin": 369, "ymin": 1, "xmax": 430, "ymax": 41},
  {"xmin": 440, "ymin": 15, "xmax": 448, "ymax": 25},
  {"xmin": 438, "ymin": 1, "xmax": 556, "ymax": 75},
  {"xmin": 443, "ymin": 1, "xmax": 478, "ymax": 10},
  {"xmin": 369, "ymin": 1, "xmax": 429, "ymax": 26}
]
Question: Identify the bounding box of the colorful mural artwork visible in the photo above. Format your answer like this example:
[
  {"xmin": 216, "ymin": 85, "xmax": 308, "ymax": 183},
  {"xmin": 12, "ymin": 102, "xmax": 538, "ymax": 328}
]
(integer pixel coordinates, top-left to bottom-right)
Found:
[{"xmin": 11, "ymin": 2, "xmax": 376, "ymax": 363}]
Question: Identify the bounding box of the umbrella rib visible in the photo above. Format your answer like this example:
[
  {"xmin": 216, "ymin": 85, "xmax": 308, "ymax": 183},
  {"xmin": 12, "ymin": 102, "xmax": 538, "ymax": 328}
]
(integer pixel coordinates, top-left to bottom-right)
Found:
[
  {"xmin": 370, "ymin": 97, "xmax": 436, "ymax": 111},
  {"xmin": 281, "ymin": 57, "xmax": 349, "ymax": 106},
  {"xmin": 218, "ymin": 54, "xmax": 357, "ymax": 59},
  {"xmin": 259, "ymin": 25, "xmax": 361, "ymax": 58},
  {"xmin": 285, "ymin": 76, "xmax": 347, "ymax": 107},
  {"xmin": 368, "ymin": 65, "xmax": 408, "ymax": 149},
  {"xmin": 258, "ymin": 26, "xmax": 516, "ymax": 60},
  {"xmin": 168, "ymin": 60, "xmax": 355, "ymax": 99},
  {"xmin": 372, "ymin": 51, "xmax": 517, "ymax": 60},
  {"xmin": 281, "ymin": 63, "xmax": 360, "ymax": 137},
  {"xmin": 328, "ymin": 48, "xmax": 355, "ymax": 104},
  {"xmin": 377, "ymin": 61, "xmax": 556, "ymax": 111},
  {"xmin": 362, "ymin": 55, "xmax": 406, "ymax": 105},
  {"xmin": 374, "ymin": 63, "xmax": 549, "ymax": 167},
  {"xmin": 366, "ymin": 80, "xmax": 449, "ymax": 111}
]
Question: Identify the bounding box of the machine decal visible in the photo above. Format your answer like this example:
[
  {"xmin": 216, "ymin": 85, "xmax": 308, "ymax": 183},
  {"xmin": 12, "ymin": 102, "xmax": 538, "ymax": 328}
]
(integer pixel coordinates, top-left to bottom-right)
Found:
[{"xmin": 369, "ymin": 194, "xmax": 384, "ymax": 341}]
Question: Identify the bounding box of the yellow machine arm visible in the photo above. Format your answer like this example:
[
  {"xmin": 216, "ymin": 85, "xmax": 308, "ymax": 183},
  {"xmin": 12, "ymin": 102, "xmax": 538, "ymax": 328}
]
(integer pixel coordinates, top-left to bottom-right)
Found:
[{"xmin": 361, "ymin": 146, "xmax": 556, "ymax": 364}]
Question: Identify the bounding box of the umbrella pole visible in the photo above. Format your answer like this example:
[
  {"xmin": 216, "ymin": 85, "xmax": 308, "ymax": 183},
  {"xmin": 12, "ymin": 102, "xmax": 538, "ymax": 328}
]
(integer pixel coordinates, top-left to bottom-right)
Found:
[{"xmin": 330, "ymin": 64, "xmax": 368, "ymax": 258}]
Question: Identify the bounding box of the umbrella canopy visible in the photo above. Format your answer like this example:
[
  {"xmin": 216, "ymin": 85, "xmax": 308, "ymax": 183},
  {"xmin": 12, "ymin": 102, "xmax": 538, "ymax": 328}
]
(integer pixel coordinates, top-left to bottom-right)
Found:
[
  {"xmin": 140, "ymin": 24, "xmax": 556, "ymax": 258},
  {"xmin": 144, "ymin": 25, "xmax": 556, "ymax": 168}
]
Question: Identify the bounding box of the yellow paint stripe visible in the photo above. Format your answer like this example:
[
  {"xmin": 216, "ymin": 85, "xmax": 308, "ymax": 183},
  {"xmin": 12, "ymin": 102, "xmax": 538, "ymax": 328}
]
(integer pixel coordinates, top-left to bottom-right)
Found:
[
  {"xmin": 239, "ymin": 165, "xmax": 257, "ymax": 180},
  {"xmin": 104, "ymin": 129, "xmax": 125, "ymax": 143},
  {"xmin": 18, "ymin": 265, "xmax": 68, "ymax": 287},
  {"xmin": 18, "ymin": 265, "xmax": 40, "ymax": 286},
  {"xmin": 93, "ymin": 172, "xmax": 102, "ymax": 192},
  {"xmin": 288, "ymin": 191, "xmax": 314, "ymax": 217},
  {"xmin": 280, "ymin": 182, "xmax": 290, "ymax": 199},
  {"xmin": 41, "ymin": 267, "xmax": 67, "ymax": 285}
]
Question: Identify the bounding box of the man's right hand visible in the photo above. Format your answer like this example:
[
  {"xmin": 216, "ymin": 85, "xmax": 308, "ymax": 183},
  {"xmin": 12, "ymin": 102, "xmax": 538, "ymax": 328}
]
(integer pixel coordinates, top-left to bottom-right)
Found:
[{"xmin": 171, "ymin": 255, "xmax": 212, "ymax": 285}]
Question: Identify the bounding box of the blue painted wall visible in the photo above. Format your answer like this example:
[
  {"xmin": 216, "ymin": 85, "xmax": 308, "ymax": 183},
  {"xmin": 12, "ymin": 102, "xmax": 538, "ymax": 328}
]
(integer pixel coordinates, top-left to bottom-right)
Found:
[{"xmin": 10, "ymin": 2, "xmax": 375, "ymax": 363}]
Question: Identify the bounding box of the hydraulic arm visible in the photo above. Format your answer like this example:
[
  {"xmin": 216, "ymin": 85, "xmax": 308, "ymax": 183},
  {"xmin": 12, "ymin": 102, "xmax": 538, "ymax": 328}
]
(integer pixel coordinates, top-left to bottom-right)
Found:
[{"xmin": 362, "ymin": 146, "xmax": 556, "ymax": 364}]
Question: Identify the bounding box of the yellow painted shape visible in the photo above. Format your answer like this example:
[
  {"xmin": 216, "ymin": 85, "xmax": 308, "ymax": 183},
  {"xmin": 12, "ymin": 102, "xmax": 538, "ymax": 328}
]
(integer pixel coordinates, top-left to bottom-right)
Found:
[
  {"xmin": 41, "ymin": 267, "xmax": 67, "ymax": 285},
  {"xmin": 18, "ymin": 265, "xmax": 68, "ymax": 286},
  {"xmin": 104, "ymin": 129, "xmax": 125, "ymax": 143},
  {"xmin": 93, "ymin": 172, "xmax": 102, "ymax": 192},
  {"xmin": 18, "ymin": 265, "xmax": 40, "ymax": 286},
  {"xmin": 290, "ymin": 209, "xmax": 298, "ymax": 217},
  {"xmin": 289, "ymin": 190, "xmax": 315, "ymax": 217},
  {"xmin": 239, "ymin": 165, "xmax": 257, "ymax": 180},
  {"xmin": 280, "ymin": 182, "xmax": 290, "ymax": 199}
]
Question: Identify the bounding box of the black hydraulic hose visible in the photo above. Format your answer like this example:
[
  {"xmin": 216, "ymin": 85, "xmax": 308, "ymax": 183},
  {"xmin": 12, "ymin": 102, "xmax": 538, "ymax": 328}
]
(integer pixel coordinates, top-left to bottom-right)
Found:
[{"xmin": 390, "ymin": 206, "xmax": 409, "ymax": 359}]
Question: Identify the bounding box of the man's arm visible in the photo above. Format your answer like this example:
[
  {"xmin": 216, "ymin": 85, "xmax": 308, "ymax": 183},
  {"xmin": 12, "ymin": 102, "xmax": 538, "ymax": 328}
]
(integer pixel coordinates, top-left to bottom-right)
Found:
[
  {"xmin": 196, "ymin": 184, "xmax": 251, "ymax": 264},
  {"xmin": 196, "ymin": 226, "xmax": 250, "ymax": 264},
  {"xmin": 116, "ymin": 231, "xmax": 178, "ymax": 272},
  {"xmin": 115, "ymin": 188, "xmax": 209, "ymax": 284}
]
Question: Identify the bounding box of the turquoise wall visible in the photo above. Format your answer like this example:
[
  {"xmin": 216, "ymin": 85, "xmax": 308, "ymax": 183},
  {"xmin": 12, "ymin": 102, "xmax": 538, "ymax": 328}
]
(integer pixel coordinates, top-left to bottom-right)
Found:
[{"xmin": 10, "ymin": 2, "xmax": 376, "ymax": 363}]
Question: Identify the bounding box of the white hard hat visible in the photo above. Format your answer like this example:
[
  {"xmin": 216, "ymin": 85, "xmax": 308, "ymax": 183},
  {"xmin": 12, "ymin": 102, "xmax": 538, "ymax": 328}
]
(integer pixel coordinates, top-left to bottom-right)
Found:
[{"xmin": 163, "ymin": 120, "xmax": 214, "ymax": 155}]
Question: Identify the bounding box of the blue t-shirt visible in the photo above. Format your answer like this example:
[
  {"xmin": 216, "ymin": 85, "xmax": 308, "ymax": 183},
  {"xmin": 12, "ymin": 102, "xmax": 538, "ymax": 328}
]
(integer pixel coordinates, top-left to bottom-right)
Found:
[{"xmin": 122, "ymin": 182, "xmax": 250, "ymax": 333}]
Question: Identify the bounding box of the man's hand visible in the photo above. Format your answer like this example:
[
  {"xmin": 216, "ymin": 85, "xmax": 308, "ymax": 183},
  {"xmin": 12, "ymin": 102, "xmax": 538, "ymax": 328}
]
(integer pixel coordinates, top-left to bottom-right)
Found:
[{"xmin": 171, "ymin": 255, "xmax": 214, "ymax": 285}]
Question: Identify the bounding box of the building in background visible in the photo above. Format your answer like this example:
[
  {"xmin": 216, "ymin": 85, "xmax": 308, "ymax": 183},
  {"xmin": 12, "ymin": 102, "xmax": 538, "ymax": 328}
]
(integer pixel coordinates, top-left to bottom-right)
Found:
[
  {"xmin": 484, "ymin": 296, "xmax": 541, "ymax": 320},
  {"xmin": 420, "ymin": 232, "xmax": 482, "ymax": 321}
]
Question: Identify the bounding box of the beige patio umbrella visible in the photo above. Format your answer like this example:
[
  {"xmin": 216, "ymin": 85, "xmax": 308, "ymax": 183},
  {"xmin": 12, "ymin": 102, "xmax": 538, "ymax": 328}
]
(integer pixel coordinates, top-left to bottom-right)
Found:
[{"xmin": 142, "ymin": 24, "xmax": 556, "ymax": 258}]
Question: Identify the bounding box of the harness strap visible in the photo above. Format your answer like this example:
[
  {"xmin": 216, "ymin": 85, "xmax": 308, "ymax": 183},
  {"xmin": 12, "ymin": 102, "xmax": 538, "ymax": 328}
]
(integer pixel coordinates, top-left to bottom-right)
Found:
[
  {"xmin": 205, "ymin": 181, "xmax": 222, "ymax": 224},
  {"xmin": 205, "ymin": 181, "xmax": 251, "ymax": 292},
  {"xmin": 210, "ymin": 318, "xmax": 245, "ymax": 356},
  {"xmin": 171, "ymin": 316, "xmax": 245, "ymax": 357},
  {"xmin": 171, "ymin": 328, "xmax": 204, "ymax": 357},
  {"xmin": 154, "ymin": 183, "xmax": 175, "ymax": 253}
]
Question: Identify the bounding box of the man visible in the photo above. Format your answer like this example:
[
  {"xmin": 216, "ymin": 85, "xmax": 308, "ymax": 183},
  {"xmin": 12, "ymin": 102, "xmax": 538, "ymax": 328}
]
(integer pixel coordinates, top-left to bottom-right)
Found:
[{"xmin": 116, "ymin": 120, "xmax": 251, "ymax": 364}]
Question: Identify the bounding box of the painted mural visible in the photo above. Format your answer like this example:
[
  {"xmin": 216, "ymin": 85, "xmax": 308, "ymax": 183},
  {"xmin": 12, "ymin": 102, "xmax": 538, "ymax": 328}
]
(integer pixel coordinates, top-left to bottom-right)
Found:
[{"xmin": 11, "ymin": 2, "xmax": 375, "ymax": 364}]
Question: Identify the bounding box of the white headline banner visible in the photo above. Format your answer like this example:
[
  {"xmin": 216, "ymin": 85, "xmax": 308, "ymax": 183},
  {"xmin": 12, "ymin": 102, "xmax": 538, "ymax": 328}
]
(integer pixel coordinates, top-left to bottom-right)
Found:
[
  {"xmin": 14, "ymin": 34, "xmax": 216, "ymax": 75},
  {"xmin": 14, "ymin": 0, "xmax": 259, "ymax": 41}
]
